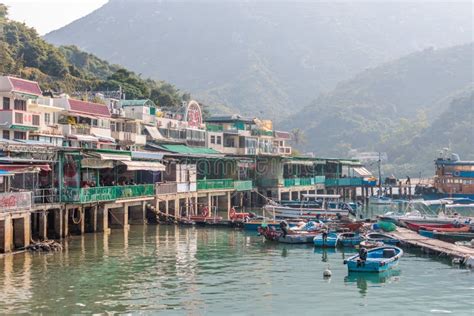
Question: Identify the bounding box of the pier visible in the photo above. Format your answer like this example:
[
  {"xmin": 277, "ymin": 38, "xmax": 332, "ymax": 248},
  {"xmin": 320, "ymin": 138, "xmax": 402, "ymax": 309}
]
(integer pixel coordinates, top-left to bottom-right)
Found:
[{"xmin": 388, "ymin": 227, "xmax": 474, "ymax": 261}]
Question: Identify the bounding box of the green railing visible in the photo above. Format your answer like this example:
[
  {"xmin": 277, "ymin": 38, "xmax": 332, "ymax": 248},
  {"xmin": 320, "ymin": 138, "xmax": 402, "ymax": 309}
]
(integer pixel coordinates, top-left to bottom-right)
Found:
[
  {"xmin": 197, "ymin": 179, "xmax": 234, "ymax": 190},
  {"xmin": 256, "ymin": 178, "xmax": 280, "ymax": 187},
  {"xmin": 62, "ymin": 184, "xmax": 155, "ymax": 203},
  {"xmin": 325, "ymin": 177, "xmax": 363, "ymax": 187},
  {"xmin": 251, "ymin": 129, "xmax": 274, "ymax": 137},
  {"xmin": 283, "ymin": 176, "xmax": 326, "ymax": 187},
  {"xmin": 206, "ymin": 124, "xmax": 224, "ymax": 132},
  {"xmin": 234, "ymin": 180, "xmax": 253, "ymax": 191}
]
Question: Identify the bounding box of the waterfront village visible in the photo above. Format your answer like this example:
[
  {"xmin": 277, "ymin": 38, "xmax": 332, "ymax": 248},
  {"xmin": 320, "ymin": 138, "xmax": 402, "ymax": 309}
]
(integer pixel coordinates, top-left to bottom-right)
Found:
[{"xmin": 0, "ymin": 75, "xmax": 383, "ymax": 253}]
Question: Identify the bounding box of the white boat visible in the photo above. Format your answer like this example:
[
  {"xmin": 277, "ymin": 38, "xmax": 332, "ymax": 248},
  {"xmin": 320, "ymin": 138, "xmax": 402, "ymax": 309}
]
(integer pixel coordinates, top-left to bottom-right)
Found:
[
  {"xmin": 263, "ymin": 194, "xmax": 350, "ymax": 219},
  {"xmin": 369, "ymin": 196, "xmax": 392, "ymax": 205}
]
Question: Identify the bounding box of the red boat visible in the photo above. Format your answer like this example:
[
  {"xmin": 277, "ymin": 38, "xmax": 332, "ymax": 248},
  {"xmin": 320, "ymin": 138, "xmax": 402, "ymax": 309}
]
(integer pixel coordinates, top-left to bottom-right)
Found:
[
  {"xmin": 405, "ymin": 221, "xmax": 456, "ymax": 232},
  {"xmin": 419, "ymin": 225, "xmax": 470, "ymax": 233}
]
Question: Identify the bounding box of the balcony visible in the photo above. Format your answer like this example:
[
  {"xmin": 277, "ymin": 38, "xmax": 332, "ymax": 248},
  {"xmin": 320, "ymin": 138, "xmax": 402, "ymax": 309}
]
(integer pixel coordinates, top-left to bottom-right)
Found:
[
  {"xmin": 206, "ymin": 124, "xmax": 224, "ymax": 132},
  {"xmin": 283, "ymin": 176, "xmax": 326, "ymax": 187},
  {"xmin": 251, "ymin": 129, "xmax": 274, "ymax": 137},
  {"xmin": 62, "ymin": 184, "xmax": 155, "ymax": 203},
  {"xmin": 111, "ymin": 131, "xmax": 147, "ymax": 145},
  {"xmin": 197, "ymin": 179, "xmax": 234, "ymax": 190},
  {"xmin": 256, "ymin": 178, "xmax": 281, "ymax": 187},
  {"xmin": 234, "ymin": 180, "xmax": 253, "ymax": 191},
  {"xmin": 325, "ymin": 177, "xmax": 363, "ymax": 187},
  {"xmin": 156, "ymin": 183, "xmax": 177, "ymax": 195},
  {"xmin": 177, "ymin": 182, "xmax": 197, "ymax": 192},
  {"xmin": 0, "ymin": 110, "xmax": 40, "ymax": 130},
  {"xmin": 70, "ymin": 125, "xmax": 91, "ymax": 135}
]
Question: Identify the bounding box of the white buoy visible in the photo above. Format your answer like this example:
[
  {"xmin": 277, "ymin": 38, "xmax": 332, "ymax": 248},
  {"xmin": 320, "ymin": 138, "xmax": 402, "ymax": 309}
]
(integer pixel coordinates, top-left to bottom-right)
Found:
[{"xmin": 323, "ymin": 265, "xmax": 332, "ymax": 278}]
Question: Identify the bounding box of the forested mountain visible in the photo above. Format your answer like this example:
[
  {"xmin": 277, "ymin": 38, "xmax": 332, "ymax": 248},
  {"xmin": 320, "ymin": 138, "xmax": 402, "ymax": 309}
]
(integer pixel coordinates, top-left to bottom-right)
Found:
[
  {"xmin": 44, "ymin": 0, "xmax": 473, "ymax": 120},
  {"xmin": 0, "ymin": 4, "xmax": 185, "ymax": 108},
  {"xmin": 283, "ymin": 43, "xmax": 473, "ymax": 176}
]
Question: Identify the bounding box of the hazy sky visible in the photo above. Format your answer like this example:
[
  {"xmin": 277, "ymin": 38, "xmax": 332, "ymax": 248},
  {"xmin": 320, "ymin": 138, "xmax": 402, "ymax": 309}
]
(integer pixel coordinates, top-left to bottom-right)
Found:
[{"xmin": 3, "ymin": 0, "xmax": 108, "ymax": 35}]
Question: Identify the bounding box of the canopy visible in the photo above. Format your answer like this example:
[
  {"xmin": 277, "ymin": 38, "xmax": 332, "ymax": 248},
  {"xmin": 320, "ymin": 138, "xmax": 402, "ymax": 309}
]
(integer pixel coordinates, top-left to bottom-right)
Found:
[
  {"xmin": 119, "ymin": 160, "xmax": 166, "ymax": 172},
  {"xmin": 81, "ymin": 158, "xmax": 114, "ymax": 169},
  {"xmin": 93, "ymin": 152, "xmax": 131, "ymax": 161},
  {"xmin": 144, "ymin": 126, "xmax": 164, "ymax": 140},
  {"xmin": 283, "ymin": 160, "xmax": 315, "ymax": 166},
  {"xmin": 353, "ymin": 167, "xmax": 372, "ymax": 177},
  {"xmin": 131, "ymin": 151, "xmax": 164, "ymax": 161},
  {"xmin": 92, "ymin": 132, "xmax": 116, "ymax": 143},
  {"xmin": 69, "ymin": 134, "xmax": 98, "ymax": 142},
  {"xmin": 0, "ymin": 164, "xmax": 51, "ymax": 173}
]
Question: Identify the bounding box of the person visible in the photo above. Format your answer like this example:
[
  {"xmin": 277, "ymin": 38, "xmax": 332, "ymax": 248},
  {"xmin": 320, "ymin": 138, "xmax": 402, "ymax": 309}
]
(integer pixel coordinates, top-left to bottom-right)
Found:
[
  {"xmin": 406, "ymin": 176, "xmax": 411, "ymax": 185},
  {"xmin": 322, "ymin": 228, "xmax": 328, "ymax": 244}
]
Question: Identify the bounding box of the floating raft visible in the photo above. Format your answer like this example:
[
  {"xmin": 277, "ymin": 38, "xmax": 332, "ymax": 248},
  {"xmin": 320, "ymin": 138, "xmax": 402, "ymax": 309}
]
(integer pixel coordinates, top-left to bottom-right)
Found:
[{"xmin": 387, "ymin": 227, "xmax": 474, "ymax": 260}]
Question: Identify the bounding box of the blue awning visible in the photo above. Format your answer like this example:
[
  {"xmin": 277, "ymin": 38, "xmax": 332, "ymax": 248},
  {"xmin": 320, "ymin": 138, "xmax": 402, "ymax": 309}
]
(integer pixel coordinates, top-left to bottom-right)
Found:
[{"xmin": 131, "ymin": 151, "xmax": 164, "ymax": 161}]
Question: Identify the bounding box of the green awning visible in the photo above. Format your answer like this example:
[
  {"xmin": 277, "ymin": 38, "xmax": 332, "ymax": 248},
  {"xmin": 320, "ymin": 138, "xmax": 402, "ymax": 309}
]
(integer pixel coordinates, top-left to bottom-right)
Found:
[
  {"xmin": 159, "ymin": 144, "xmax": 221, "ymax": 155},
  {"xmin": 9, "ymin": 125, "xmax": 39, "ymax": 131}
]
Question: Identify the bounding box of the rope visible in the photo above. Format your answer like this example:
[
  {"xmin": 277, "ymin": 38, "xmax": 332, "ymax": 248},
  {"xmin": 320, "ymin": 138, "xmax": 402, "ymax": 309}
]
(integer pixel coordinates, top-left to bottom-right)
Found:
[{"xmin": 71, "ymin": 208, "xmax": 82, "ymax": 224}]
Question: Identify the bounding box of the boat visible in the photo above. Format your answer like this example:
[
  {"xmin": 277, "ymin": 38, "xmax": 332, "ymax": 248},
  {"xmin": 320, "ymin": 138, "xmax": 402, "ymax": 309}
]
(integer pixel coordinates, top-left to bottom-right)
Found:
[
  {"xmin": 359, "ymin": 240, "xmax": 384, "ymax": 249},
  {"xmin": 339, "ymin": 232, "xmax": 363, "ymax": 247},
  {"xmin": 313, "ymin": 232, "xmax": 339, "ymax": 247},
  {"xmin": 344, "ymin": 246, "xmax": 403, "ymax": 272},
  {"xmin": 243, "ymin": 220, "xmax": 289, "ymax": 231},
  {"xmin": 257, "ymin": 225, "xmax": 320, "ymax": 244},
  {"xmin": 404, "ymin": 221, "xmax": 463, "ymax": 232},
  {"xmin": 419, "ymin": 150, "xmax": 474, "ymax": 200},
  {"xmin": 369, "ymin": 196, "xmax": 392, "ymax": 205},
  {"xmin": 415, "ymin": 225, "xmax": 470, "ymax": 233},
  {"xmin": 365, "ymin": 232, "xmax": 400, "ymax": 245},
  {"xmin": 419, "ymin": 230, "xmax": 474, "ymax": 243},
  {"xmin": 263, "ymin": 194, "xmax": 351, "ymax": 220}
]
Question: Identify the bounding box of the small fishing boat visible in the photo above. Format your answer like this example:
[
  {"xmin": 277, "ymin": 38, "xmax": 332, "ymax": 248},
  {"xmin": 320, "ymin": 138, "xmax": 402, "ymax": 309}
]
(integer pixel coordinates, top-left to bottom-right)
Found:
[
  {"xmin": 313, "ymin": 232, "xmax": 339, "ymax": 247},
  {"xmin": 419, "ymin": 230, "xmax": 474, "ymax": 243},
  {"xmin": 417, "ymin": 225, "xmax": 470, "ymax": 233},
  {"xmin": 359, "ymin": 240, "xmax": 384, "ymax": 249},
  {"xmin": 339, "ymin": 232, "xmax": 363, "ymax": 247},
  {"xmin": 365, "ymin": 232, "xmax": 400, "ymax": 245},
  {"xmin": 369, "ymin": 196, "xmax": 392, "ymax": 205},
  {"xmin": 257, "ymin": 225, "xmax": 319, "ymax": 244},
  {"xmin": 243, "ymin": 220, "xmax": 288, "ymax": 231},
  {"xmin": 344, "ymin": 246, "xmax": 403, "ymax": 272},
  {"xmin": 404, "ymin": 221, "xmax": 458, "ymax": 232}
]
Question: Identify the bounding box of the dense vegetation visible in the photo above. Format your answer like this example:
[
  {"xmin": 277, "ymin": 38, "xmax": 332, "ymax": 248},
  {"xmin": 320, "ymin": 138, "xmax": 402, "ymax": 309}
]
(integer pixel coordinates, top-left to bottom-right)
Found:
[
  {"xmin": 44, "ymin": 0, "xmax": 472, "ymax": 120},
  {"xmin": 283, "ymin": 44, "xmax": 474, "ymax": 176},
  {"xmin": 0, "ymin": 4, "xmax": 184, "ymax": 108}
]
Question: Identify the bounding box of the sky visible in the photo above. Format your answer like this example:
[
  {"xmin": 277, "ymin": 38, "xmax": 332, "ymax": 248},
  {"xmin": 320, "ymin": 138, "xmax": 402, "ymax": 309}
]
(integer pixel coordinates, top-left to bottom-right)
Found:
[{"xmin": 2, "ymin": 0, "xmax": 108, "ymax": 35}]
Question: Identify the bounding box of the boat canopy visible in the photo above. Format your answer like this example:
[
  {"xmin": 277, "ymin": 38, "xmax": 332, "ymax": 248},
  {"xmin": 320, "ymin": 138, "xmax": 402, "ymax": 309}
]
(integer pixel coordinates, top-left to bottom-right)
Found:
[{"xmin": 302, "ymin": 194, "xmax": 341, "ymax": 199}]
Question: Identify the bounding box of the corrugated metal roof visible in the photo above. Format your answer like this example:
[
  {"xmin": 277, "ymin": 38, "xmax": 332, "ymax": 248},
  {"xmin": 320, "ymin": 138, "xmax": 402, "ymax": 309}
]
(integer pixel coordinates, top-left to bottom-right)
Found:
[
  {"xmin": 68, "ymin": 99, "xmax": 111, "ymax": 117},
  {"xmin": 8, "ymin": 77, "xmax": 42, "ymax": 96},
  {"xmin": 205, "ymin": 115, "xmax": 254, "ymax": 124},
  {"xmin": 120, "ymin": 99, "xmax": 156, "ymax": 107}
]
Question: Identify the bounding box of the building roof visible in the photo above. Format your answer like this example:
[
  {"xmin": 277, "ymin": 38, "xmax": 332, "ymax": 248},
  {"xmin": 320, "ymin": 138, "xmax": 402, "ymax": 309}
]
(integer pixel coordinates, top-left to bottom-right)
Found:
[
  {"xmin": 8, "ymin": 77, "xmax": 42, "ymax": 96},
  {"xmin": 120, "ymin": 99, "xmax": 156, "ymax": 107},
  {"xmin": 205, "ymin": 114, "xmax": 255, "ymax": 124},
  {"xmin": 68, "ymin": 98, "xmax": 111, "ymax": 117}
]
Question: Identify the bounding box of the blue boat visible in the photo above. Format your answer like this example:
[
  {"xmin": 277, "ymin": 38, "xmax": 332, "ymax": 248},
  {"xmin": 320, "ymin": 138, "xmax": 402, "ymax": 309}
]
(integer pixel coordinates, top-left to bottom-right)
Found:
[
  {"xmin": 339, "ymin": 232, "xmax": 363, "ymax": 247},
  {"xmin": 313, "ymin": 232, "xmax": 339, "ymax": 247},
  {"xmin": 365, "ymin": 232, "xmax": 400, "ymax": 245},
  {"xmin": 344, "ymin": 246, "xmax": 403, "ymax": 272}
]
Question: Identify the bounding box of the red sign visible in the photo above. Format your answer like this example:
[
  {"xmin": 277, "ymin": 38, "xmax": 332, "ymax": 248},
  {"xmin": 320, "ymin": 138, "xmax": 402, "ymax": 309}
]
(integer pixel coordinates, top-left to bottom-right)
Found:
[
  {"xmin": 0, "ymin": 192, "xmax": 32, "ymax": 211},
  {"xmin": 185, "ymin": 101, "xmax": 202, "ymax": 128}
]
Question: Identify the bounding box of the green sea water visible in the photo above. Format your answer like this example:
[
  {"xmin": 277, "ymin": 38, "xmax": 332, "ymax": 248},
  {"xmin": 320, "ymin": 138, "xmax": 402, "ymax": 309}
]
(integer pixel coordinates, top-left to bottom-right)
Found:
[{"xmin": 0, "ymin": 225, "xmax": 473, "ymax": 315}]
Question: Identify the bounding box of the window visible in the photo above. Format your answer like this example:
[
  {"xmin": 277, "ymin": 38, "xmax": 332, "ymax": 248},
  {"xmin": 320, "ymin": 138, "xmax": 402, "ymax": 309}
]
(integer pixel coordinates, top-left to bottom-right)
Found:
[
  {"xmin": 13, "ymin": 131, "xmax": 26, "ymax": 140},
  {"xmin": 32, "ymin": 115, "xmax": 40, "ymax": 126},
  {"xmin": 210, "ymin": 135, "xmax": 215, "ymax": 144},
  {"xmin": 15, "ymin": 112, "xmax": 23, "ymax": 124},
  {"xmin": 225, "ymin": 138, "xmax": 235, "ymax": 147},
  {"xmin": 91, "ymin": 119, "xmax": 98, "ymax": 127},
  {"xmin": 2, "ymin": 131, "xmax": 9, "ymax": 139},
  {"xmin": 3, "ymin": 97, "xmax": 10, "ymax": 110},
  {"xmin": 44, "ymin": 113, "xmax": 51, "ymax": 125},
  {"xmin": 14, "ymin": 99, "xmax": 26, "ymax": 111},
  {"xmin": 216, "ymin": 136, "xmax": 222, "ymax": 145}
]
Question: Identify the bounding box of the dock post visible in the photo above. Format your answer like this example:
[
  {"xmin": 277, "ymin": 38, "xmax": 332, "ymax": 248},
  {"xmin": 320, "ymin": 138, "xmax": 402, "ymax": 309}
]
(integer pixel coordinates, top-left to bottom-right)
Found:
[
  {"xmin": 92, "ymin": 205, "xmax": 98, "ymax": 232},
  {"xmin": 97, "ymin": 205, "xmax": 109, "ymax": 233},
  {"xmin": 38, "ymin": 211, "xmax": 48, "ymax": 240},
  {"xmin": 3, "ymin": 215, "xmax": 13, "ymax": 253},
  {"xmin": 54, "ymin": 208, "xmax": 64, "ymax": 238},
  {"xmin": 142, "ymin": 201, "xmax": 147, "ymax": 224},
  {"xmin": 227, "ymin": 191, "xmax": 231, "ymax": 220},
  {"xmin": 63, "ymin": 206, "xmax": 69, "ymax": 237},
  {"xmin": 165, "ymin": 199, "xmax": 169, "ymax": 216}
]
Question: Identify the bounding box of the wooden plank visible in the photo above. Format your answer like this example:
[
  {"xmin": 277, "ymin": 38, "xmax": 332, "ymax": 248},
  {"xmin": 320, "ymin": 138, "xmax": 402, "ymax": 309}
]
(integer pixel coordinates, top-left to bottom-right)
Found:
[{"xmin": 388, "ymin": 228, "xmax": 474, "ymax": 258}]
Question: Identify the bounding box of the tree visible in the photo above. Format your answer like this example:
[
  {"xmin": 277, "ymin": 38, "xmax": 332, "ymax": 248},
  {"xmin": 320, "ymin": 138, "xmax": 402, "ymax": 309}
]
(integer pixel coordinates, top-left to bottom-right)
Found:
[
  {"xmin": 0, "ymin": 4, "xmax": 8, "ymax": 19},
  {"xmin": 291, "ymin": 128, "xmax": 306, "ymax": 147}
]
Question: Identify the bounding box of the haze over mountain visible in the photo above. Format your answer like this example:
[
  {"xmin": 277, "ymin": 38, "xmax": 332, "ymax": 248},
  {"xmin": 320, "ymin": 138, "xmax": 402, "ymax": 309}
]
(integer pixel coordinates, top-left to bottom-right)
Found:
[
  {"xmin": 283, "ymin": 43, "xmax": 474, "ymax": 176},
  {"xmin": 45, "ymin": 0, "xmax": 473, "ymax": 120}
]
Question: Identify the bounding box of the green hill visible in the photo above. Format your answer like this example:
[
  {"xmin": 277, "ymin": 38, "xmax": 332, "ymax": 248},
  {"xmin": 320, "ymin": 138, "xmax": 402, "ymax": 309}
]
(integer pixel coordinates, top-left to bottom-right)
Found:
[
  {"xmin": 44, "ymin": 0, "xmax": 473, "ymax": 120},
  {"xmin": 0, "ymin": 4, "xmax": 184, "ymax": 108},
  {"xmin": 282, "ymin": 43, "xmax": 473, "ymax": 176}
]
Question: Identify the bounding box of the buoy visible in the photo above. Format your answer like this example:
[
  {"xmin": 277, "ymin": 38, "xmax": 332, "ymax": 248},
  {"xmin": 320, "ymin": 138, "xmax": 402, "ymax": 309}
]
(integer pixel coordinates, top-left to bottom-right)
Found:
[{"xmin": 323, "ymin": 265, "xmax": 332, "ymax": 278}]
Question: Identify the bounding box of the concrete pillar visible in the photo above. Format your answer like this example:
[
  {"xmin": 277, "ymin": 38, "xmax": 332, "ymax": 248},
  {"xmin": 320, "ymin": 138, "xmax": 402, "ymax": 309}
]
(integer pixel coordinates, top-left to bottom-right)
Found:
[
  {"xmin": 38, "ymin": 211, "xmax": 48, "ymax": 240},
  {"xmin": 3, "ymin": 216, "xmax": 13, "ymax": 253},
  {"xmin": 54, "ymin": 208, "xmax": 64, "ymax": 238},
  {"xmin": 97, "ymin": 206, "xmax": 109, "ymax": 233},
  {"xmin": 174, "ymin": 199, "xmax": 179, "ymax": 218},
  {"xmin": 165, "ymin": 199, "xmax": 169, "ymax": 216},
  {"xmin": 92, "ymin": 206, "xmax": 98, "ymax": 232},
  {"xmin": 227, "ymin": 191, "xmax": 231, "ymax": 220},
  {"xmin": 185, "ymin": 197, "xmax": 190, "ymax": 217},
  {"xmin": 142, "ymin": 202, "xmax": 147, "ymax": 224},
  {"xmin": 63, "ymin": 207, "xmax": 69, "ymax": 237}
]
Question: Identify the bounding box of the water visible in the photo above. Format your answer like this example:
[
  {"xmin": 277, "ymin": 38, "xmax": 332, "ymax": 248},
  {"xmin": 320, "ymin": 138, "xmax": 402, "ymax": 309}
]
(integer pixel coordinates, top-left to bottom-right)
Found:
[{"xmin": 0, "ymin": 226, "xmax": 473, "ymax": 315}]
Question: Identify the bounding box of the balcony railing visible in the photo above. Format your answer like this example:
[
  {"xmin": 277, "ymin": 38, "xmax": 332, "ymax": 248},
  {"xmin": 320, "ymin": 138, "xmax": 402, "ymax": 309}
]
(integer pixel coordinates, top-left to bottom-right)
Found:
[
  {"xmin": 62, "ymin": 184, "xmax": 155, "ymax": 203},
  {"xmin": 251, "ymin": 129, "xmax": 274, "ymax": 137},
  {"xmin": 283, "ymin": 176, "xmax": 326, "ymax": 187},
  {"xmin": 156, "ymin": 183, "xmax": 177, "ymax": 195},
  {"xmin": 325, "ymin": 177, "xmax": 363, "ymax": 187},
  {"xmin": 197, "ymin": 179, "xmax": 234, "ymax": 190},
  {"xmin": 256, "ymin": 178, "xmax": 280, "ymax": 187},
  {"xmin": 33, "ymin": 188, "xmax": 60, "ymax": 204},
  {"xmin": 206, "ymin": 124, "xmax": 224, "ymax": 132},
  {"xmin": 71, "ymin": 125, "xmax": 91, "ymax": 135},
  {"xmin": 234, "ymin": 180, "xmax": 253, "ymax": 191}
]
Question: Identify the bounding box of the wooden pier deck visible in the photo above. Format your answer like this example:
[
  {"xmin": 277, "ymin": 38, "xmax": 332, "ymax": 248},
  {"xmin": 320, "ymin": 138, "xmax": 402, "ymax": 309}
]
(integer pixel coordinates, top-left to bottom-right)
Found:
[{"xmin": 388, "ymin": 227, "xmax": 474, "ymax": 259}]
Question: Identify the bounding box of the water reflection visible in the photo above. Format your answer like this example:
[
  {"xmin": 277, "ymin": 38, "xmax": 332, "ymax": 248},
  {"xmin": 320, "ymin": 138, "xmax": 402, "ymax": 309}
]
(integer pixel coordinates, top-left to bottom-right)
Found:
[{"xmin": 344, "ymin": 270, "xmax": 401, "ymax": 295}]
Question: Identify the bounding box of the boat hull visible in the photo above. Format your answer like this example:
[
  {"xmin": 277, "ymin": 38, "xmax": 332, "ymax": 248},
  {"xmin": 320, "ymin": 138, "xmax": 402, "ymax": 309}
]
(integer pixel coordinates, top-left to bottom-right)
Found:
[
  {"xmin": 366, "ymin": 233, "xmax": 400, "ymax": 245},
  {"xmin": 345, "ymin": 246, "xmax": 403, "ymax": 273},
  {"xmin": 419, "ymin": 230, "xmax": 474, "ymax": 243},
  {"xmin": 313, "ymin": 233, "xmax": 339, "ymax": 247}
]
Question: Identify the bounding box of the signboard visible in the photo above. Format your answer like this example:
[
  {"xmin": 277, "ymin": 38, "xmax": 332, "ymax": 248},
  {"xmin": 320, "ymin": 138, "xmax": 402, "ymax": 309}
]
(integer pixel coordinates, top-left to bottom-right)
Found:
[
  {"xmin": 185, "ymin": 100, "xmax": 202, "ymax": 128},
  {"xmin": 0, "ymin": 191, "xmax": 32, "ymax": 211}
]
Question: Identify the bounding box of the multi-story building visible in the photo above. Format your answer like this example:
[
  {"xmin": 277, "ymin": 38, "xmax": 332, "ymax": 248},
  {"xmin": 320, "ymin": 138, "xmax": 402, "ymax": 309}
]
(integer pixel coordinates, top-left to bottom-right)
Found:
[
  {"xmin": 28, "ymin": 96, "xmax": 65, "ymax": 146},
  {"xmin": 54, "ymin": 96, "xmax": 115, "ymax": 149},
  {"xmin": 0, "ymin": 76, "xmax": 42, "ymax": 142}
]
